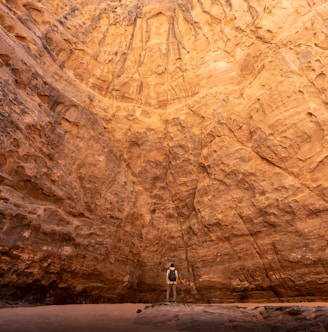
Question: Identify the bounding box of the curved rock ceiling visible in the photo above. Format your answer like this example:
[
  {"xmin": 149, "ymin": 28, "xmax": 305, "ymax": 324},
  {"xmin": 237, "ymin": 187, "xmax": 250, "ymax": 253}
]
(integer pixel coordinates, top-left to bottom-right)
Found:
[{"xmin": 1, "ymin": 0, "xmax": 328, "ymax": 304}]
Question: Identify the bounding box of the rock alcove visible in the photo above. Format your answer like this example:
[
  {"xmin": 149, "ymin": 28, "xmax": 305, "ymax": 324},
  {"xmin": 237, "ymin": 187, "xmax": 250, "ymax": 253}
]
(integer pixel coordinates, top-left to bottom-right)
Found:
[{"xmin": 1, "ymin": 0, "xmax": 328, "ymax": 305}]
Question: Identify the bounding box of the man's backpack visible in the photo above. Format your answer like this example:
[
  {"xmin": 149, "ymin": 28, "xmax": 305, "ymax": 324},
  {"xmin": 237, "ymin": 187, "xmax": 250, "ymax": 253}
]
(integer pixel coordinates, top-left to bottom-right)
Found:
[{"xmin": 168, "ymin": 268, "xmax": 176, "ymax": 282}]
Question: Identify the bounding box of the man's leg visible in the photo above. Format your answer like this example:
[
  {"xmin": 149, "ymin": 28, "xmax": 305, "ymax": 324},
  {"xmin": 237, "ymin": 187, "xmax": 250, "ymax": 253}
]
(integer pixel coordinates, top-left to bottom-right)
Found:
[
  {"xmin": 172, "ymin": 284, "xmax": 176, "ymax": 302},
  {"xmin": 166, "ymin": 284, "xmax": 170, "ymax": 301}
]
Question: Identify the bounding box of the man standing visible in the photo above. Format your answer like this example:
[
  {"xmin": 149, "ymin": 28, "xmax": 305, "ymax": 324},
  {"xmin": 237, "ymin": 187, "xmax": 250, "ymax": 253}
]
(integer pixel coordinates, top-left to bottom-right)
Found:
[{"xmin": 166, "ymin": 263, "xmax": 178, "ymax": 303}]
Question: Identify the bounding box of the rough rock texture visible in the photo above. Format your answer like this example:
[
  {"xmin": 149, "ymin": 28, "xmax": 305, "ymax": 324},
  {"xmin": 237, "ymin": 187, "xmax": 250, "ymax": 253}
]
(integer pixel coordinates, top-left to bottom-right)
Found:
[
  {"xmin": 1, "ymin": 0, "xmax": 328, "ymax": 305},
  {"xmin": 135, "ymin": 303, "xmax": 328, "ymax": 331}
]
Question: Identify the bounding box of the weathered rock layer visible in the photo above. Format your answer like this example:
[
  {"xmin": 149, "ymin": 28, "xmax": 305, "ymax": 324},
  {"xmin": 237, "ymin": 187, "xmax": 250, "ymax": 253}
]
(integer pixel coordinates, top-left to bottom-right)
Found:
[{"xmin": 1, "ymin": 0, "xmax": 328, "ymax": 304}]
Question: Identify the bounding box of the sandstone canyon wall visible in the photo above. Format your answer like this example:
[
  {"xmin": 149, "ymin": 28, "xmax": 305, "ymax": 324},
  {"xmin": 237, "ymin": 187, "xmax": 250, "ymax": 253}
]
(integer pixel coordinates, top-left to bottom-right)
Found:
[{"xmin": 1, "ymin": 0, "xmax": 328, "ymax": 305}]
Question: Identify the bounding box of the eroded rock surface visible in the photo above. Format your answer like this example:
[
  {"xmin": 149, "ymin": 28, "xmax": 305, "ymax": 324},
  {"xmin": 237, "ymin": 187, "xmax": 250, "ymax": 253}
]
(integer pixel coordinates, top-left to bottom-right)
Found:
[
  {"xmin": 135, "ymin": 303, "xmax": 328, "ymax": 331},
  {"xmin": 1, "ymin": 0, "xmax": 328, "ymax": 304}
]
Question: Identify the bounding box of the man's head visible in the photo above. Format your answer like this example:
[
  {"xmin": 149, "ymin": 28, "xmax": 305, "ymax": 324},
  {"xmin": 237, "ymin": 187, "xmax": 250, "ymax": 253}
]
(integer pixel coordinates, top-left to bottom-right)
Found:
[{"xmin": 170, "ymin": 263, "xmax": 174, "ymax": 267}]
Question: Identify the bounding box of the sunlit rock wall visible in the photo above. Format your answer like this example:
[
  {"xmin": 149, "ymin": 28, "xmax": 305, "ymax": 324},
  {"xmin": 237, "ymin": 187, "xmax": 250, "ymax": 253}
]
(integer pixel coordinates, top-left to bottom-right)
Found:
[{"xmin": 1, "ymin": 0, "xmax": 328, "ymax": 304}]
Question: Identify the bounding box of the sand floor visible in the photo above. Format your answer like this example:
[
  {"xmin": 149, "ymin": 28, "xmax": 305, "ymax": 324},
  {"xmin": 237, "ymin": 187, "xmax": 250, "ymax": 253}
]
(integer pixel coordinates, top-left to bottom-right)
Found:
[
  {"xmin": 0, "ymin": 303, "xmax": 171, "ymax": 332},
  {"xmin": 1, "ymin": 302, "xmax": 328, "ymax": 331}
]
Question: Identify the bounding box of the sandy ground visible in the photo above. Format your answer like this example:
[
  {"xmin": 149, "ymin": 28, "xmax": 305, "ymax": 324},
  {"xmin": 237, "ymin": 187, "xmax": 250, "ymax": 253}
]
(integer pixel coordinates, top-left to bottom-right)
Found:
[
  {"xmin": 0, "ymin": 304, "xmax": 171, "ymax": 332},
  {"xmin": 1, "ymin": 302, "xmax": 328, "ymax": 331}
]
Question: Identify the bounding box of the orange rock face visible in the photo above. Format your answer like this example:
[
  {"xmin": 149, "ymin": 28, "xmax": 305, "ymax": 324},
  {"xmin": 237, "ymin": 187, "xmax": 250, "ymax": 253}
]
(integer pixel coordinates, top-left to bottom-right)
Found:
[{"xmin": 1, "ymin": 0, "xmax": 328, "ymax": 304}]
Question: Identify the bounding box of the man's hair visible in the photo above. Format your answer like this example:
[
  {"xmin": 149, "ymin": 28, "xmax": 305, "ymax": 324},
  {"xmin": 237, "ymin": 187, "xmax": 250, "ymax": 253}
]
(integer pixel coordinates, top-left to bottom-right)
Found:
[{"xmin": 170, "ymin": 263, "xmax": 174, "ymax": 267}]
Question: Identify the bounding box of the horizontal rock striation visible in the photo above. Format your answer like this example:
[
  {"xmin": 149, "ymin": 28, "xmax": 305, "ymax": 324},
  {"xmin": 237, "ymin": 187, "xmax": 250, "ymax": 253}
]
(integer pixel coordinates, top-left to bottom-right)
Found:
[{"xmin": 1, "ymin": 0, "xmax": 328, "ymax": 305}]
